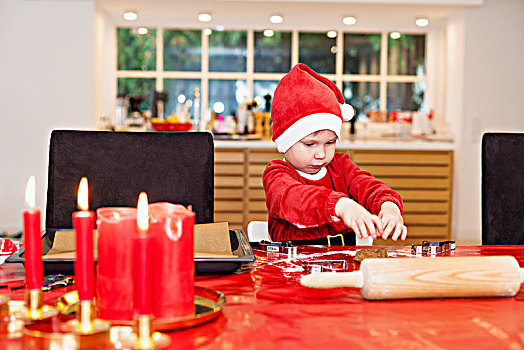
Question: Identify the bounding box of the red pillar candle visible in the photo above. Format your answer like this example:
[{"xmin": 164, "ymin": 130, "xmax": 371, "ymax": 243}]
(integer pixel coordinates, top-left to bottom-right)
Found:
[
  {"xmin": 23, "ymin": 176, "xmax": 43, "ymax": 290},
  {"xmin": 96, "ymin": 202, "xmax": 195, "ymax": 321},
  {"xmin": 96, "ymin": 207, "xmax": 137, "ymax": 320},
  {"xmin": 73, "ymin": 177, "xmax": 95, "ymax": 301},
  {"xmin": 133, "ymin": 192, "xmax": 154, "ymax": 315},
  {"xmin": 149, "ymin": 202, "xmax": 195, "ymax": 318}
]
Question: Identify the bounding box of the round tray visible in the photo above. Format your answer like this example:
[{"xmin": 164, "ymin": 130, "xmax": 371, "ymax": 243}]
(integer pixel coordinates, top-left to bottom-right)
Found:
[{"xmin": 55, "ymin": 286, "xmax": 226, "ymax": 331}]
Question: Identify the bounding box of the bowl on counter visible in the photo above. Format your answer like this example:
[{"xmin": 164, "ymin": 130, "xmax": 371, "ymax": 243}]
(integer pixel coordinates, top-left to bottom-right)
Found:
[{"xmin": 151, "ymin": 121, "xmax": 193, "ymax": 132}]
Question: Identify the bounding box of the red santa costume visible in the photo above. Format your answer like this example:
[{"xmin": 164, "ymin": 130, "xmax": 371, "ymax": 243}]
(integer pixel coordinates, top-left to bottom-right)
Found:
[{"xmin": 263, "ymin": 63, "xmax": 403, "ymax": 243}]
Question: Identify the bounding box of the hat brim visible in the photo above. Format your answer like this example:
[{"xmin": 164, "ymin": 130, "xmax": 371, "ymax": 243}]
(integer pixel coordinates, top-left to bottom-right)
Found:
[{"xmin": 274, "ymin": 113, "xmax": 342, "ymax": 153}]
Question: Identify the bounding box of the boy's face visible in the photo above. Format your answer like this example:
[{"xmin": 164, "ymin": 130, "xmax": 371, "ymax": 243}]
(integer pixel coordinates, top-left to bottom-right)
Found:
[{"xmin": 284, "ymin": 130, "xmax": 337, "ymax": 174}]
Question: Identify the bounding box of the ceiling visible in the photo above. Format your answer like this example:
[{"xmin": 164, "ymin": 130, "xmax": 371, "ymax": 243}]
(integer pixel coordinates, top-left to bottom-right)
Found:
[{"xmin": 95, "ymin": 0, "xmax": 483, "ymax": 31}]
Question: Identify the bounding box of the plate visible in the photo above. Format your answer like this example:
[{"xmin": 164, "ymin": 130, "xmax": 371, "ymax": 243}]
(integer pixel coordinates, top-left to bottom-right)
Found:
[{"xmin": 55, "ymin": 285, "xmax": 226, "ymax": 331}]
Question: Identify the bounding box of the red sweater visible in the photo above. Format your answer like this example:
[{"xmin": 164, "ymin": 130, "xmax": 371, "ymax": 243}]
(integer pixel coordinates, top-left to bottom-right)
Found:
[{"xmin": 262, "ymin": 152, "xmax": 403, "ymax": 242}]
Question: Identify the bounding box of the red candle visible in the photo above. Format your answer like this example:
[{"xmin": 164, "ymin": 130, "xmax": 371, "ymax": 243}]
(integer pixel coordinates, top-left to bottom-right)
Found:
[
  {"xmin": 23, "ymin": 175, "xmax": 43, "ymax": 290},
  {"xmin": 96, "ymin": 207, "xmax": 137, "ymax": 320},
  {"xmin": 72, "ymin": 177, "xmax": 95, "ymax": 301},
  {"xmin": 133, "ymin": 192, "xmax": 153, "ymax": 315}
]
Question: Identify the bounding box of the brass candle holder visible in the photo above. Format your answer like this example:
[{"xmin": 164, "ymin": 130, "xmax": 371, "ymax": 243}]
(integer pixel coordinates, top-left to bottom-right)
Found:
[
  {"xmin": 0, "ymin": 295, "xmax": 24, "ymax": 339},
  {"xmin": 60, "ymin": 299, "xmax": 110, "ymax": 335},
  {"xmin": 132, "ymin": 313, "xmax": 170, "ymax": 350},
  {"xmin": 24, "ymin": 289, "xmax": 58, "ymax": 321}
]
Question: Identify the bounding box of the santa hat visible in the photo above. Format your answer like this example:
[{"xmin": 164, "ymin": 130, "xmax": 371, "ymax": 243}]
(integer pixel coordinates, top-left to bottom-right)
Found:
[{"xmin": 271, "ymin": 63, "xmax": 354, "ymax": 153}]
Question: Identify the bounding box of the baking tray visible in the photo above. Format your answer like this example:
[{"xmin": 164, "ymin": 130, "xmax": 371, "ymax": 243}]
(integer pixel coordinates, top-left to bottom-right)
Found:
[{"xmin": 6, "ymin": 229, "xmax": 256, "ymax": 275}]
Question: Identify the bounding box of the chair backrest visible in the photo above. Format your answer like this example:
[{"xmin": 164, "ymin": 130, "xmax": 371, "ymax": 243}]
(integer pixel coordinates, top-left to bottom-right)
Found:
[
  {"xmin": 46, "ymin": 130, "xmax": 214, "ymax": 232},
  {"xmin": 247, "ymin": 220, "xmax": 373, "ymax": 246},
  {"xmin": 247, "ymin": 221, "xmax": 271, "ymax": 242},
  {"xmin": 482, "ymin": 132, "xmax": 524, "ymax": 244}
]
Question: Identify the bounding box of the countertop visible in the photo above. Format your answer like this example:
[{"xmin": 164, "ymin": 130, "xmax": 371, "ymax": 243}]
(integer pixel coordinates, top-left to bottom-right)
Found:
[{"xmin": 214, "ymin": 136, "xmax": 455, "ymax": 151}]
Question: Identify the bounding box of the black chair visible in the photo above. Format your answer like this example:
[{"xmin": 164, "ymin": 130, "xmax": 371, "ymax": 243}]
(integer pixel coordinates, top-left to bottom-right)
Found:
[
  {"xmin": 482, "ymin": 133, "xmax": 524, "ymax": 244},
  {"xmin": 43, "ymin": 130, "xmax": 214, "ymax": 252}
]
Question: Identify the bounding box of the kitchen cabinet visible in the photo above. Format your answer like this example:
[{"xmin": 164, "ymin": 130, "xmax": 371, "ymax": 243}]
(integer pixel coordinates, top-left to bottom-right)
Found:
[{"xmin": 214, "ymin": 141, "xmax": 454, "ymax": 245}]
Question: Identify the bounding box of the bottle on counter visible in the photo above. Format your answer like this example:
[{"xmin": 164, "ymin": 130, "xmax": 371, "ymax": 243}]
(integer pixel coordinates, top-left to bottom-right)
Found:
[
  {"xmin": 236, "ymin": 102, "xmax": 248, "ymax": 134},
  {"xmin": 246, "ymin": 103, "xmax": 255, "ymax": 134}
]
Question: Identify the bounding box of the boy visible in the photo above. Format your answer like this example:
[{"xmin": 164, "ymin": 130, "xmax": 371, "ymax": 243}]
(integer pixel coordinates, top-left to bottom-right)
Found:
[{"xmin": 263, "ymin": 64, "xmax": 407, "ymax": 245}]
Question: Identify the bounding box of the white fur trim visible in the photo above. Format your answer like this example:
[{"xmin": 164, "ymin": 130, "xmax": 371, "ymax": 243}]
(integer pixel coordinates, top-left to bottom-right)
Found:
[
  {"xmin": 275, "ymin": 113, "xmax": 342, "ymax": 153},
  {"xmin": 340, "ymin": 103, "xmax": 354, "ymax": 121},
  {"xmin": 295, "ymin": 166, "xmax": 327, "ymax": 180}
]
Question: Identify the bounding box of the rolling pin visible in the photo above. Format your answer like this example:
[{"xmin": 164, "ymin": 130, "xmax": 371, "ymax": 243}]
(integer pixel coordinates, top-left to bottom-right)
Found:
[{"xmin": 300, "ymin": 256, "xmax": 524, "ymax": 299}]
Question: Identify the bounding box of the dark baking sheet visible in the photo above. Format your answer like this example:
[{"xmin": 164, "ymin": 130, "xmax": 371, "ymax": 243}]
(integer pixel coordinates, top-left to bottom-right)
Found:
[{"xmin": 7, "ymin": 229, "xmax": 255, "ymax": 275}]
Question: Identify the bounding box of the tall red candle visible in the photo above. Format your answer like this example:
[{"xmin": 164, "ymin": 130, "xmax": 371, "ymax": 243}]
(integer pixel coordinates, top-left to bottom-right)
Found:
[
  {"xmin": 23, "ymin": 175, "xmax": 43, "ymax": 290},
  {"xmin": 73, "ymin": 177, "xmax": 95, "ymax": 301},
  {"xmin": 133, "ymin": 192, "xmax": 154, "ymax": 315}
]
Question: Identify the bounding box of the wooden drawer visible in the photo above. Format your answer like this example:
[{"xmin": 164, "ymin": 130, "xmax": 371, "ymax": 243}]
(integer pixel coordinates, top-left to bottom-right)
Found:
[
  {"xmin": 360, "ymin": 164, "xmax": 450, "ymax": 177},
  {"xmin": 215, "ymin": 163, "xmax": 244, "ymax": 175},
  {"xmin": 214, "ymin": 200, "xmax": 244, "ymax": 212},
  {"xmin": 215, "ymin": 188, "xmax": 243, "ymax": 199},
  {"xmin": 248, "ymin": 151, "xmax": 280, "ymax": 163},
  {"xmin": 352, "ymin": 150, "xmax": 452, "ymax": 165},
  {"xmin": 215, "ymin": 150, "xmax": 244, "ymax": 163},
  {"xmin": 214, "ymin": 212, "xmax": 243, "ymax": 224},
  {"xmin": 215, "ymin": 175, "xmax": 244, "ymax": 188}
]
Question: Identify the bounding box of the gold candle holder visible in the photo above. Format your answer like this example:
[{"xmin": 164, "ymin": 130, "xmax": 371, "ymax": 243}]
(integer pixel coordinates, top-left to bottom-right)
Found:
[
  {"xmin": 60, "ymin": 299, "xmax": 110, "ymax": 335},
  {"xmin": 134, "ymin": 314, "xmax": 154, "ymax": 349},
  {"xmin": 1, "ymin": 295, "xmax": 24, "ymax": 338},
  {"xmin": 24, "ymin": 289, "xmax": 57, "ymax": 321},
  {"xmin": 129, "ymin": 314, "xmax": 170, "ymax": 349}
]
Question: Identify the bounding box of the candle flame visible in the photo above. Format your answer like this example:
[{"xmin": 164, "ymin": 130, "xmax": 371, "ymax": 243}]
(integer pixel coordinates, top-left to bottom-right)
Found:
[
  {"xmin": 77, "ymin": 177, "xmax": 89, "ymax": 211},
  {"xmin": 137, "ymin": 192, "xmax": 149, "ymax": 231},
  {"xmin": 24, "ymin": 175, "xmax": 36, "ymax": 208}
]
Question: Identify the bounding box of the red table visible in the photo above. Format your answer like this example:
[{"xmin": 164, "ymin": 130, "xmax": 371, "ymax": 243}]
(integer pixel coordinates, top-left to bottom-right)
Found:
[{"xmin": 1, "ymin": 245, "xmax": 524, "ymax": 349}]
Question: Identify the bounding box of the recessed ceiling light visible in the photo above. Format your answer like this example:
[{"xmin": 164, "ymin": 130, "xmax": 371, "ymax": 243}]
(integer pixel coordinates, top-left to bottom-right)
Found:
[
  {"xmin": 215, "ymin": 25, "xmax": 225, "ymax": 32},
  {"xmin": 137, "ymin": 27, "xmax": 148, "ymax": 35},
  {"xmin": 390, "ymin": 32, "xmax": 401, "ymax": 39},
  {"xmin": 263, "ymin": 30, "xmax": 274, "ymax": 37},
  {"xmin": 415, "ymin": 18, "xmax": 429, "ymax": 27},
  {"xmin": 198, "ymin": 12, "xmax": 212, "ymax": 22},
  {"xmin": 123, "ymin": 10, "xmax": 138, "ymax": 21},
  {"xmin": 342, "ymin": 16, "xmax": 356, "ymax": 25},
  {"xmin": 204, "ymin": 28, "xmax": 212, "ymax": 36},
  {"xmin": 269, "ymin": 15, "xmax": 283, "ymax": 24},
  {"xmin": 327, "ymin": 31, "xmax": 337, "ymax": 38}
]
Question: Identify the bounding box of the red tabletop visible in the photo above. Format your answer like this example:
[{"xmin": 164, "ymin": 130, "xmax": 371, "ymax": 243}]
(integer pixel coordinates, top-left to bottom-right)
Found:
[{"xmin": 2, "ymin": 245, "xmax": 524, "ymax": 349}]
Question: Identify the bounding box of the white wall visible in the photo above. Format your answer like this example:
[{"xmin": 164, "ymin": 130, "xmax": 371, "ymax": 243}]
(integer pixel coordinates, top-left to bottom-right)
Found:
[
  {"xmin": 450, "ymin": 0, "xmax": 524, "ymax": 242},
  {"xmin": 0, "ymin": 0, "xmax": 94, "ymax": 233}
]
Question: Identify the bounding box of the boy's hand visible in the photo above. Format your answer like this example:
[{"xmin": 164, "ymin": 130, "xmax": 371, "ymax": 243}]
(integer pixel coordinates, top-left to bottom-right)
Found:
[
  {"xmin": 335, "ymin": 198, "xmax": 383, "ymax": 239},
  {"xmin": 378, "ymin": 202, "xmax": 407, "ymax": 241}
]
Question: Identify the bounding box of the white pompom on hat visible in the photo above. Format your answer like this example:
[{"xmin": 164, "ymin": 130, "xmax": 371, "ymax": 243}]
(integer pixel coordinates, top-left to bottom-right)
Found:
[{"xmin": 271, "ymin": 63, "xmax": 354, "ymax": 153}]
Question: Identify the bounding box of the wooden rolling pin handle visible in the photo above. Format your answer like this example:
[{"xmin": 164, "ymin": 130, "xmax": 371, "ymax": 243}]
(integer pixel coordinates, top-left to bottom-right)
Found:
[{"xmin": 300, "ymin": 271, "xmax": 364, "ymax": 289}]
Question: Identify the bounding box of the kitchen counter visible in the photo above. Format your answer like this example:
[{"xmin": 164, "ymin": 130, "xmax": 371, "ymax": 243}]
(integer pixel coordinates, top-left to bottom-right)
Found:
[{"xmin": 214, "ymin": 136, "xmax": 455, "ymax": 150}]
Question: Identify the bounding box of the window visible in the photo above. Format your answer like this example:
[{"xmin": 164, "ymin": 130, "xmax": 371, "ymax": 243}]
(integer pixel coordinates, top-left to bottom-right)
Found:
[
  {"xmin": 208, "ymin": 30, "xmax": 247, "ymax": 72},
  {"xmin": 163, "ymin": 30, "xmax": 201, "ymax": 72},
  {"xmin": 114, "ymin": 28, "xmax": 426, "ymax": 124},
  {"xmin": 117, "ymin": 28, "xmax": 156, "ymax": 71},
  {"xmin": 299, "ymin": 32, "xmax": 337, "ymax": 74},
  {"xmin": 254, "ymin": 31, "xmax": 291, "ymax": 73}
]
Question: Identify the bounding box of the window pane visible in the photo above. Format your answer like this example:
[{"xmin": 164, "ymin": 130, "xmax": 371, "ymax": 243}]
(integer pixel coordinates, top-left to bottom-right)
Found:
[
  {"xmin": 343, "ymin": 82, "xmax": 380, "ymax": 117},
  {"xmin": 343, "ymin": 34, "xmax": 381, "ymax": 75},
  {"xmin": 163, "ymin": 30, "xmax": 201, "ymax": 71},
  {"xmin": 209, "ymin": 30, "xmax": 247, "ymax": 72},
  {"xmin": 253, "ymin": 80, "xmax": 279, "ymax": 112},
  {"xmin": 117, "ymin": 28, "xmax": 156, "ymax": 71},
  {"xmin": 209, "ymin": 79, "xmax": 247, "ymax": 116},
  {"xmin": 254, "ymin": 31, "xmax": 291, "ymax": 73},
  {"xmin": 387, "ymin": 82, "xmax": 425, "ymax": 112},
  {"xmin": 388, "ymin": 34, "xmax": 425, "ymax": 75},
  {"xmin": 299, "ymin": 32, "xmax": 337, "ymax": 74},
  {"xmin": 117, "ymin": 78, "xmax": 156, "ymax": 111},
  {"xmin": 163, "ymin": 79, "xmax": 201, "ymax": 120}
]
